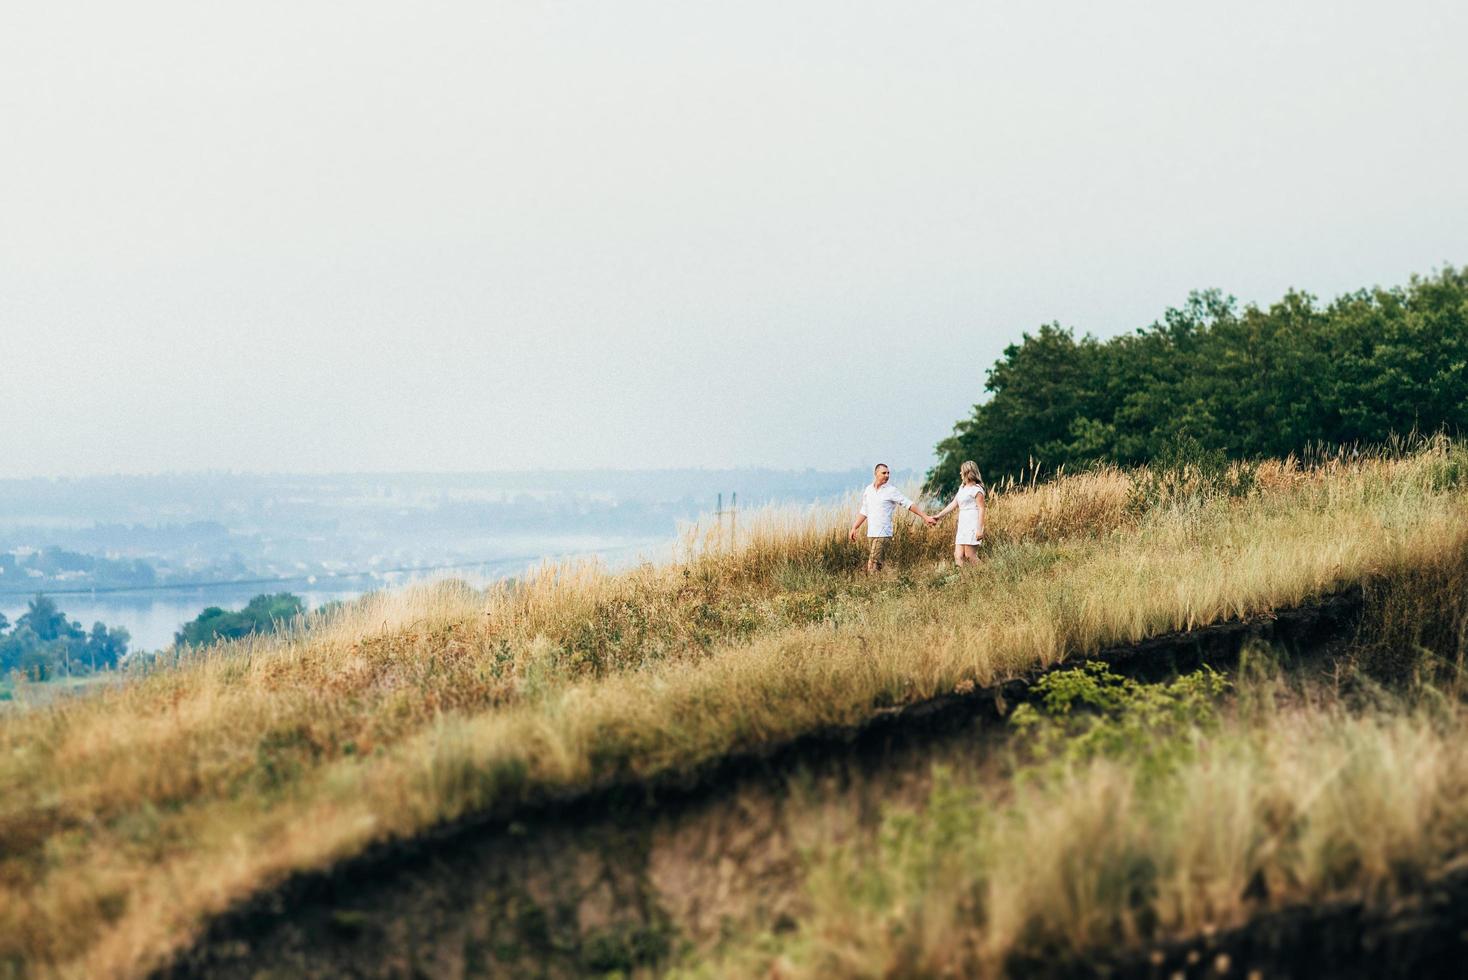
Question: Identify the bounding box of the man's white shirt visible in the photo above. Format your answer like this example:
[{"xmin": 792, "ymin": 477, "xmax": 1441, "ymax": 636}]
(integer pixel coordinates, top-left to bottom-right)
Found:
[{"xmin": 859, "ymin": 483, "xmax": 913, "ymax": 537}]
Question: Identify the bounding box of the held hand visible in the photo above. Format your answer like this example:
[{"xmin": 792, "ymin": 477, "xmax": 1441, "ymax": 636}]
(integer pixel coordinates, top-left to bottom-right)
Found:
[
  {"xmin": 925, "ymin": 516, "xmax": 938, "ymax": 528},
  {"xmin": 849, "ymin": 527, "xmax": 858, "ymax": 543}
]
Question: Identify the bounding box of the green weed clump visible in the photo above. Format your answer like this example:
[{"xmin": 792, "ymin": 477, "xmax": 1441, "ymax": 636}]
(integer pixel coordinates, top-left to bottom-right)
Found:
[{"xmin": 1010, "ymin": 662, "xmax": 1229, "ymax": 778}]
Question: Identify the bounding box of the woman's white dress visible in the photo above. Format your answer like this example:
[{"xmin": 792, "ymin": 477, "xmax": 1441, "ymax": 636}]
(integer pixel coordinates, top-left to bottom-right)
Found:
[{"xmin": 954, "ymin": 483, "xmax": 985, "ymax": 545}]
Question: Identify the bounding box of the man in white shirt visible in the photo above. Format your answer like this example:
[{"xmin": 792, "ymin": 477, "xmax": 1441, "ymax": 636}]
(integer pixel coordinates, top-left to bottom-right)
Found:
[{"xmin": 848, "ymin": 463, "xmax": 937, "ymax": 573}]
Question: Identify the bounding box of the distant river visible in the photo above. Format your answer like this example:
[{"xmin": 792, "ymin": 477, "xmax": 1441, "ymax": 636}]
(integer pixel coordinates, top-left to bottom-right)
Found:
[{"xmin": 0, "ymin": 536, "xmax": 667, "ymax": 651}]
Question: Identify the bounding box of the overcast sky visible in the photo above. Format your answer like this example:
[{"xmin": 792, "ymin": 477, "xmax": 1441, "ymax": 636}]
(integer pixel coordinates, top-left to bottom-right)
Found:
[{"xmin": 3, "ymin": 1, "xmax": 1464, "ymax": 478}]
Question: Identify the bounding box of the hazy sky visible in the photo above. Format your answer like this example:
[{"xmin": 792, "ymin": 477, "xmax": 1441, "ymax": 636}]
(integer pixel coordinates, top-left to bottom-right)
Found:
[{"xmin": 3, "ymin": 1, "xmax": 1464, "ymax": 478}]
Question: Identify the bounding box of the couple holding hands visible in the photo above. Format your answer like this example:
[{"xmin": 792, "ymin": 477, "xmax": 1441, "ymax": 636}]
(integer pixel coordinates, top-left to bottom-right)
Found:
[{"xmin": 849, "ymin": 461, "xmax": 986, "ymax": 574}]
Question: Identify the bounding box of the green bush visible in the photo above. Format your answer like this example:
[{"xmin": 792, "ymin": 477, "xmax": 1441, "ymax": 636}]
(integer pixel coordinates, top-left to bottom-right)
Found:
[
  {"xmin": 175, "ymin": 592, "xmax": 306, "ymax": 647},
  {"xmin": 1010, "ymin": 662, "xmax": 1229, "ymax": 779}
]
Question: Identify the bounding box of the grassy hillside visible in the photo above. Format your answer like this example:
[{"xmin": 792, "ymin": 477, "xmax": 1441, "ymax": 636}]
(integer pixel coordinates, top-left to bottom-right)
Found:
[
  {"xmin": 2, "ymin": 441, "xmax": 1466, "ymax": 977},
  {"xmin": 684, "ymin": 601, "xmax": 1468, "ymax": 977}
]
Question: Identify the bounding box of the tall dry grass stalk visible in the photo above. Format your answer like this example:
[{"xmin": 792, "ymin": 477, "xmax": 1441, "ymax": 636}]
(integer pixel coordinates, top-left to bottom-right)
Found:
[
  {"xmin": 741, "ymin": 700, "xmax": 1468, "ymax": 980},
  {"xmin": 1, "ymin": 444, "xmax": 1465, "ymax": 977}
]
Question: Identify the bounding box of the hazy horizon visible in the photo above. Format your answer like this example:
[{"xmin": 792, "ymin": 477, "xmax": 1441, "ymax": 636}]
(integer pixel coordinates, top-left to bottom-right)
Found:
[
  {"xmin": 0, "ymin": 466, "xmax": 903, "ymax": 647},
  {"xmin": 5, "ymin": 1, "xmax": 1464, "ymax": 479},
  {"xmin": 0, "ymin": 463, "xmax": 921, "ymax": 481}
]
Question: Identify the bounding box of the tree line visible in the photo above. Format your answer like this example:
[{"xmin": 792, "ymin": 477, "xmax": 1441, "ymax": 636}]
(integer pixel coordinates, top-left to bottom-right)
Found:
[
  {"xmin": 2, "ymin": 592, "xmax": 316, "ymax": 686},
  {"xmin": 0, "ymin": 596, "xmax": 130, "ymax": 681},
  {"xmin": 928, "ymin": 267, "xmax": 1467, "ymax": 493},
  {"xmin": 174, "ymin": 592, "xmax": 308, "ymax": 647}
]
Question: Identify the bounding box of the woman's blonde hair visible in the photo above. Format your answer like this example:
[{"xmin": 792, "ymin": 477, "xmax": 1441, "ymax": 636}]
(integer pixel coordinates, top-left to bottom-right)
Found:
[{"xmin": 960, "ymin": 460, "xmax": 982, "ymax": 485}]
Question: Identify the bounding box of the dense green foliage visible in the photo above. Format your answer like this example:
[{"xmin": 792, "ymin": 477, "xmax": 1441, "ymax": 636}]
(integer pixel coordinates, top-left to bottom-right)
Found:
[
  {"xmin": 1010, "ymin": 662, "xmax": 1228, "ymax": 778},
  {"xmin": 175, "ymin": 592, "xmax": 306, "ymax": 647},
  {"xmin": 930, "ymin": 267, "xmax": 1468, "ymax": 492},
  {"xmin": 0, "ymin": 595, "xmax": 129, "ymax": 681}
]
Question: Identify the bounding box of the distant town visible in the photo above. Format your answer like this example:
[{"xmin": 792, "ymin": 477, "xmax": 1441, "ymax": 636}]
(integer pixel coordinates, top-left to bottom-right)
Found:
[{"xmin": 0, "ymin": 468, "xmax": 903, "ymax": 653}]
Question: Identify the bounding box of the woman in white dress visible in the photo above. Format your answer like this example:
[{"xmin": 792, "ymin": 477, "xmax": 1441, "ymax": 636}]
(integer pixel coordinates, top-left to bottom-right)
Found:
[{"xmin": 932, "ymin": 460, "xmax": 986, "ymax": 567}]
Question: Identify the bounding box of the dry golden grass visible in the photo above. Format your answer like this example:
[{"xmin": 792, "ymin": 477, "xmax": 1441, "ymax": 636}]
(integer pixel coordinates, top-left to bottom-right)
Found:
[
  {"xmin": 684, "ymin": 487, "xmax": 1468, "ymax": 979},
  {"xmin": 724, "ymin": 687, "xmax": 1468, "ymax": 980},
  {"xmin": 1, "ymin": 445, "xmax": 1465, "ymax": 977}
]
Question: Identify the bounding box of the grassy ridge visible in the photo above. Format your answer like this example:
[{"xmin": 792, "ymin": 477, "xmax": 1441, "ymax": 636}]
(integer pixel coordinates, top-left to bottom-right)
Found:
[
  {"xmin": 2, "ymin": 445, "xmax": 1465, "ymax": 977},
  {"xmin": 691, "ymin": 570, "xmax": 1468, "ymax": 978}
]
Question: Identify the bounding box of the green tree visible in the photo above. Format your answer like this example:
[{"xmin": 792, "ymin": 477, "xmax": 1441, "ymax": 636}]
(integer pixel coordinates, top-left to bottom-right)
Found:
[
  {"xmin": 1, "ymin": 597, "xmax": 129, "ymax": 680},
  {"xmin": 16, "ymin": 595, "xmax": 76, "ymax": 643},
  {"xmin": 1, "ymin": 624, "xmax": 56, "ymax": 680},
  {"xmin": 84, "ymin": 622, "xmax": 129, "ymax": 671},
  {"xmin": 176, "ymin": 593, "xmax": 306, "ymax": 647},
  {"xmin": 931, "ymin": 323, "xmax": 1111, "ymax": 492},
  {"xmin": 928, "ymin": 267, "xmax": 1468, "ymax": 492}
]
